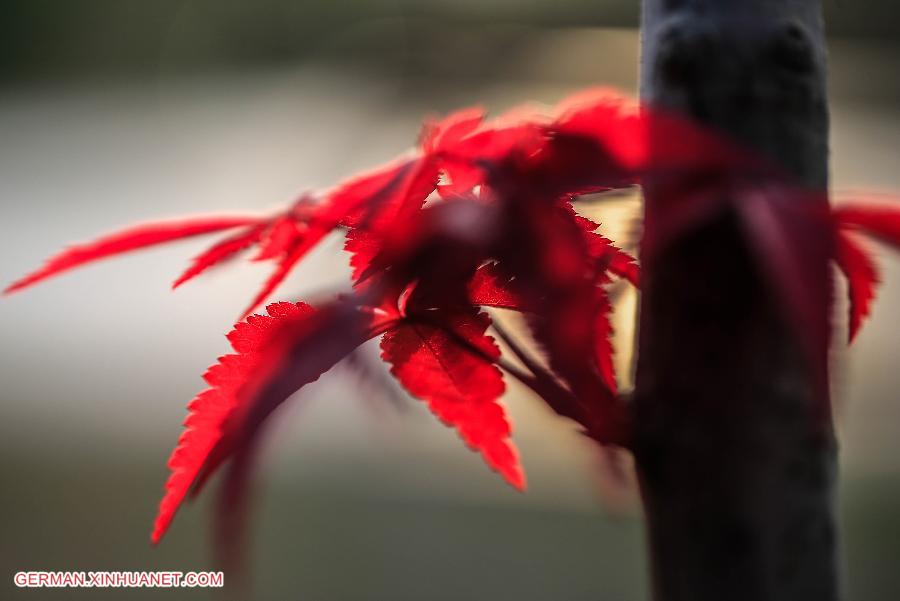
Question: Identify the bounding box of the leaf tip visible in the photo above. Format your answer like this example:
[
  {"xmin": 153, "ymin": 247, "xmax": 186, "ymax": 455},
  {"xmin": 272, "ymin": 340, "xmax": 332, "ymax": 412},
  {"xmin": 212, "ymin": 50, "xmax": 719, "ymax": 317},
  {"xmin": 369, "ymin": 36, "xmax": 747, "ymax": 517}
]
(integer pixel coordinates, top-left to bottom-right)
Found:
[
  {"xmin": 149, "ymin": 521, "xmax": 167, "ymax": 546},
  {"xmin": 3, "ymin": 275, "xmax": 35, "ymax": 295},
  {"xmin": 507, "ymin": 466, "xmax": 527, "ymax": 492}
]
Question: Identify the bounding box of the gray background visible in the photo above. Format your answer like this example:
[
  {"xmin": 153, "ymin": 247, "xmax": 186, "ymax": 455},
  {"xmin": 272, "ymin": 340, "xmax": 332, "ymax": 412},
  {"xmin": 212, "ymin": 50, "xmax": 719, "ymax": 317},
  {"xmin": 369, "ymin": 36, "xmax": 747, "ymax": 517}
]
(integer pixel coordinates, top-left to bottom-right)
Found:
[{"xmin": 1, "ymin": 2, "xmax": 898, "ymax": 599}]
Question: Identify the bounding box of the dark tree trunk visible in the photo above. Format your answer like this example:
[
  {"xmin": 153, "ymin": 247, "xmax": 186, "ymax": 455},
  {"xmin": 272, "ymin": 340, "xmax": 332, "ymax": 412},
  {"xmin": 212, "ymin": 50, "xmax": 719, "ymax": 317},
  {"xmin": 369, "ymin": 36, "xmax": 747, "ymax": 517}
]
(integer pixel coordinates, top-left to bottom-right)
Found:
[{"xmin": 633, "ymin": 2, "xmax": 839, "ymax": 600}]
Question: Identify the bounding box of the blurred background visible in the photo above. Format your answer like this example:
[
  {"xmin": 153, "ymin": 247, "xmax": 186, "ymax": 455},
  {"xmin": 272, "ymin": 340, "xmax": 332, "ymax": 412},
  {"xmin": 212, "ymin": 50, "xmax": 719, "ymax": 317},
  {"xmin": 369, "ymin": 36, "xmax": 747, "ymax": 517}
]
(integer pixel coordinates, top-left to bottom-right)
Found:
[{"xmin": 1, "ymin": 1, "xmax": 898, "ymax": 599}]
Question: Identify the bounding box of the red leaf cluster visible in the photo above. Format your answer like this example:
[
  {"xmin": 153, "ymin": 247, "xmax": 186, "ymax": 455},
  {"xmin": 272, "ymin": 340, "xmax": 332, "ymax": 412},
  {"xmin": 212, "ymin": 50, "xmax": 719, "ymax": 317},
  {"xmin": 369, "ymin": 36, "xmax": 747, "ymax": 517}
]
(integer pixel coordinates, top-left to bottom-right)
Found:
[{"xmin": 7, "ymin": 87, "xmax": 900, "ymax": 551}]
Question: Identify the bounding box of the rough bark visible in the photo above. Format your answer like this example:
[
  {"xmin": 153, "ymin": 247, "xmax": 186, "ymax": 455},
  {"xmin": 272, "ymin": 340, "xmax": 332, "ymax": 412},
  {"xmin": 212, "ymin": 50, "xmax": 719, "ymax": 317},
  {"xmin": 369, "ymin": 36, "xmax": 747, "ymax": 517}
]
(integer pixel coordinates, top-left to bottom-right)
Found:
[{"xmin": 633, "ymin": 2, "xmax": 839, "ymax": 600}]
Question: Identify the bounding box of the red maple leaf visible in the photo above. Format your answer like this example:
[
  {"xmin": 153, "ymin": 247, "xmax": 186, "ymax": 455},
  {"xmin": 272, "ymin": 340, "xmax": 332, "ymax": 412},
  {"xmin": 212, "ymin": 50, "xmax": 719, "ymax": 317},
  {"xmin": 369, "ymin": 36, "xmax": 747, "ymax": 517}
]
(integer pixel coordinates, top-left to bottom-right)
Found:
[
  {"xmin": 830, "ymin": 201, "xmax": 900, "ymax": 340},
  {"xmin": 152, "ymin": 301, "xmax": 317, "ymax": 544},
  {"xmin": 834, "ymin": 230, "xmax": 879, "ymax": 343},
  {"xmin": 3, "ymin": 216, "xmax": 261, "ymax": 294},
  {"xmin": 381, "ymin": 308, "xmax": 523, "ymax": 489}
]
